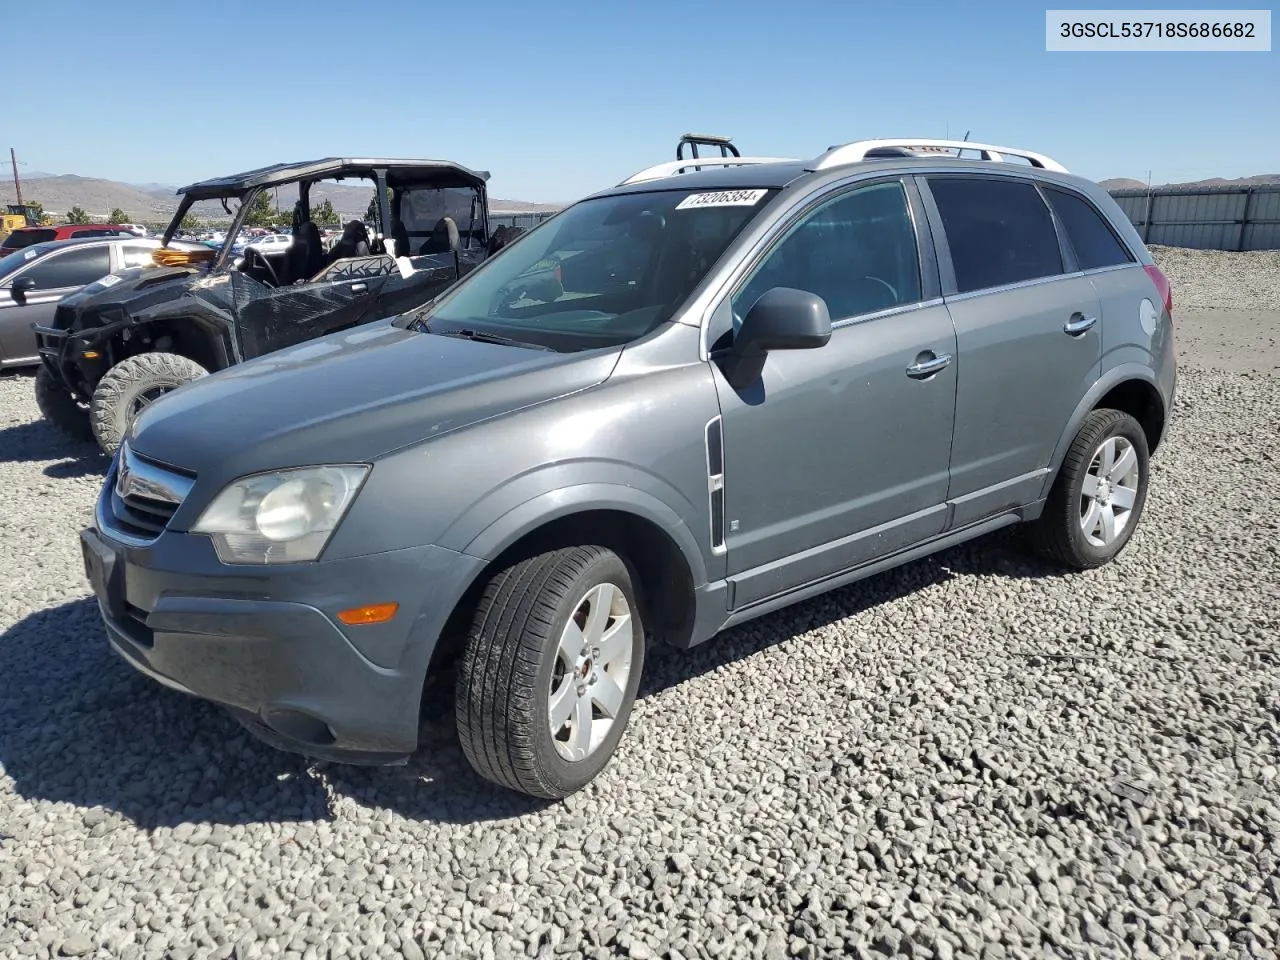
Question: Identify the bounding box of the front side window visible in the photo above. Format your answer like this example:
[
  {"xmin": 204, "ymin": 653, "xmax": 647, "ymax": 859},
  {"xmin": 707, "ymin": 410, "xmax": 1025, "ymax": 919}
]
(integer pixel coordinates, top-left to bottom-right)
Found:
[
  {"xmin": 733, "ymin": 180, "xmax": 922, "ymax": 324},
  {"xmin": 418, "ymin": 188, "xmax": 775, "ymax": 351},
  {"xmin": 20, "ymin": 246, "xmax": 112, "ymax": 290},
  {"xmin": 928, "ymin": 176, "xmax": 1064, "ymax": 294},
  {"xmin": 1043, "ymin": 187, "xmax": 1134, "ymax": 270}
]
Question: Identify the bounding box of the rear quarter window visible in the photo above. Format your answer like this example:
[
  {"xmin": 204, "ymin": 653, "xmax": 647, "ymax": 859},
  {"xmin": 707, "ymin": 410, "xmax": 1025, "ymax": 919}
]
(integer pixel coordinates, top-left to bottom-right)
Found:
[
  {"xmin": 928, "ymin": 177, "xmax": 1064, "ymax": 294},
  {"xmin": 1043, "ymin": 187, "xmax": 1134, "ymax": 270}
]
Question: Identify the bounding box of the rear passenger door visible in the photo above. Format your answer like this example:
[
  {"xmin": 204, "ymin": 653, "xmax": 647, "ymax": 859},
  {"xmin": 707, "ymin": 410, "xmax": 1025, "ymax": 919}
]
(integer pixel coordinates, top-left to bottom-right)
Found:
[{"xmin": 921, "ymin": 175, "xmax": 1102, "ymax": 527}]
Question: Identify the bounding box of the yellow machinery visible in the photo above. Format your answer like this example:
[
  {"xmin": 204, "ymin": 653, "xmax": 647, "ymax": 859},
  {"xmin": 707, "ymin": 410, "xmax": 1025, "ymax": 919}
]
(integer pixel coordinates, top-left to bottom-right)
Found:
[{"xmin": 1, "ymin": 204, "xmax": 41, "ymax": 242}]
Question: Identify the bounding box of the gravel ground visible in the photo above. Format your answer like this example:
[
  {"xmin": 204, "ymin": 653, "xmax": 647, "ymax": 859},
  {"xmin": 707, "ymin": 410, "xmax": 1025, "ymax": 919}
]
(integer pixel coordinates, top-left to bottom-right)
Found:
[{"xmin": 2, "ymin": 249, "xmax": 1279, "ymax": 960}]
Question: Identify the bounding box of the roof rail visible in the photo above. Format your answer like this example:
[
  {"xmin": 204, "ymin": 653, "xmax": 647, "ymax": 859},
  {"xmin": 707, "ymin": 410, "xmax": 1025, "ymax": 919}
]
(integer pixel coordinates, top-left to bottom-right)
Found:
[
  {"xmin": 810, "ymin": 139, "xmax": 1068, "ymax": 173},
  {"xmin": 619, "ymin": 155, "xmax": 798, "ymax": 186}
]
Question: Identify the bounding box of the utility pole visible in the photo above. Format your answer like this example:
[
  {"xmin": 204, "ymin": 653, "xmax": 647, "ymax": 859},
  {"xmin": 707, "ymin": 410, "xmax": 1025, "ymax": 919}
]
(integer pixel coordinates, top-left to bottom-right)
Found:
[{"xmin": 10, "ymin": 147, "xmax": 22, "ymax": 206}]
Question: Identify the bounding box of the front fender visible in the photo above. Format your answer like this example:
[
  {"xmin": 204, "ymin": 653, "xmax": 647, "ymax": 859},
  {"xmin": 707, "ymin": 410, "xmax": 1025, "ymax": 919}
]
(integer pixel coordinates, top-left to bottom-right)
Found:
[
  {"xmin": 1038, "ymin": 363, "xmax": 1163, "ymax": 500},
  {"xmin": 453, "ymin": 477, "xmax": 711, "ymax": 591}
]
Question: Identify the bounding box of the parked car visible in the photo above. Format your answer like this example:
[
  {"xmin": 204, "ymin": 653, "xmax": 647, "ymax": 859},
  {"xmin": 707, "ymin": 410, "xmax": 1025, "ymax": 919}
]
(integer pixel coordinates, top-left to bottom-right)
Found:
[
  {"xmin": 0, "ymin": 236, "xmax": 205, "ymax": 372},
  {"xmin": 0, "ymin": 223, "xmax": 139, "ymax": 257},
  {"xmin": 34, "ymin": 156, "xmax": 501, "ymax": 454},
  {"xmin": 79, "ymin": 134, "xmax": 1176, "ymax": 801}
]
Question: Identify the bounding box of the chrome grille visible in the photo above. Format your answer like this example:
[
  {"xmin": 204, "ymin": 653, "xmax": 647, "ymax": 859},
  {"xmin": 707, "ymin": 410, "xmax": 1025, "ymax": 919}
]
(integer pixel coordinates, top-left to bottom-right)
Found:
[{"xmin": 103, "ymin": 443, "xmax": 195, "ymax": 543}]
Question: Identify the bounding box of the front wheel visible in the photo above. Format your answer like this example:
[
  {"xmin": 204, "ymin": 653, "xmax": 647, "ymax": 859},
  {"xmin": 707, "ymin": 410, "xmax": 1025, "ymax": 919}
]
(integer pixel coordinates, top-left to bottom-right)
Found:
[
  {"xmin": 90, "ymin": 352, "xmax": 208, "ymax": 455},
  {"xmin": 34, "ymin": 364, "xmax": 94, "ymax": 443},
  {"xmin": 1030, "ymin": 408, "xmax": 1150, "ymax": 569},
  {"xmin": 456, "ymin": 546, "xmax": 645, "ymax": 799}
]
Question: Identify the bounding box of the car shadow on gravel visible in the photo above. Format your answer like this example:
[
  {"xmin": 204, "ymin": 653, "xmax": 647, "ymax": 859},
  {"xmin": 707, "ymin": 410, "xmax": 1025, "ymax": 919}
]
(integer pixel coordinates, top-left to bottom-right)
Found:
[
  {"xmin": 0, "ymin": 532, "xmax": 1067, "ymax": 829},
  {"xmin": 639, "ymin": 527, "xmax": 1067, "ymax": 698},
  {"xmin": 0, "ymin": 598, "xmax": 333, "ymax": 829},
  {"xmin": 0, "ymin": 376, "xmax": 105, "ymax": 473}
]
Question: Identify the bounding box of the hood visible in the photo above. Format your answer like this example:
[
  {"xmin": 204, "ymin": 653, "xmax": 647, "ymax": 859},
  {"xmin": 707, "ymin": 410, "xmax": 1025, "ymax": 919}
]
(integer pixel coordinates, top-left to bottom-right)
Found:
[
  {"xmin": 127, "ymin": 319, "xmax": 622, "ymax": 483},
  {"xmin": 56, "ymin": 265, "xmax": 203, "ymax": 330}
]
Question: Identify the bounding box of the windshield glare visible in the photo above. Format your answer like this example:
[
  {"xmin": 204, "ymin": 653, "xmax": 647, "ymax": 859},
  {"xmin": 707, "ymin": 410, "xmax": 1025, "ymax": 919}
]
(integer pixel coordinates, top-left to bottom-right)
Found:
[{"xmin": 422, "ymin": 188, "xmax": 775, "ymax": 351}]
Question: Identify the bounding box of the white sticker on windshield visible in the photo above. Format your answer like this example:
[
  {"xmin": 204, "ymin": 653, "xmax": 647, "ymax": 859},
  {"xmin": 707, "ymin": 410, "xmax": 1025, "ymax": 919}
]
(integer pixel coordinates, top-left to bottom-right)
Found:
[
  {"xmin": 675, "ymin": 189, "xmax": 768, "ymax": 210},
  {"xmin": 23, "ymin": 249, "xmax": 38, "ymax": 260},
  {"xmin": 97, "ymin": 274, "xmax": 122, "ymax": 287}
]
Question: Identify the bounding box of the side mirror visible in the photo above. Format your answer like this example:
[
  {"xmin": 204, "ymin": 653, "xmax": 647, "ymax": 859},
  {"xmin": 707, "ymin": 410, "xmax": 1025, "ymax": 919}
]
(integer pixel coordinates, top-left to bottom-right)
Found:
[
  {"xmin": 723, "ymin": 287, "xmax": 832, "ymax": 389},
  {"xmin": 10, "ymin": 275, "xmax": 36, "ymax": 301}
]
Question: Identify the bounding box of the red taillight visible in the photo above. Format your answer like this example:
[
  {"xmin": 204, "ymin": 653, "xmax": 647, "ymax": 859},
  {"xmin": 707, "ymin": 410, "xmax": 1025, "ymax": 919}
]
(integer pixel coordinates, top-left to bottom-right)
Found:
[
  {"xmin": 1143, "ymin": 264, "xmax": 1173, "ymax": 318},
  {"xmin": 554, "ymin": 263, "xmax": 563, "ymax": 284}
]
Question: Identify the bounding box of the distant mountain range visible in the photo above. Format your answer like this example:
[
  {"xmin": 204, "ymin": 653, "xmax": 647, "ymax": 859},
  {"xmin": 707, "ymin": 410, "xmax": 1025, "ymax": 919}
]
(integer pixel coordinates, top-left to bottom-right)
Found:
[
  {"xmin": 1099, "ymin": 173, "xmax": 1280, "ymax": 191},
  {"xmin": 6, "ymin": 167, "xmax": 1276, "ymax": 227},
  {"xmin": 1, "ymin": 171, "xmax": 563, "ymax": 225}
]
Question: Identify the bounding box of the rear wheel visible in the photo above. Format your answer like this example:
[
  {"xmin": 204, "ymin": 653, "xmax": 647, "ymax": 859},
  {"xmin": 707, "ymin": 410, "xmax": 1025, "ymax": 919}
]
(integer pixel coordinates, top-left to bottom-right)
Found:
[
  {"xmin": 1030, "ymin": 408, "xmax": 1150, "ymax": 569},
  {"xmin": 34, "ymin": 364, "xmax": 94, "ymax": 443},
  {"xmin": 90, "ymin": 352, "xmax": 208, "ymax": 455},
  {"xmin": 455, "ymin": 546, "xmax": 645, "ymax": 799}
]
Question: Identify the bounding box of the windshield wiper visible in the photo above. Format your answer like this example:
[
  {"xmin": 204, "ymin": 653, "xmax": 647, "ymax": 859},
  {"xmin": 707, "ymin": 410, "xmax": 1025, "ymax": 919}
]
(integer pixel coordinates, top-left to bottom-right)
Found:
[{"xmin": 421, "ymin": 323, "xmax": 554, "ymax": 351}]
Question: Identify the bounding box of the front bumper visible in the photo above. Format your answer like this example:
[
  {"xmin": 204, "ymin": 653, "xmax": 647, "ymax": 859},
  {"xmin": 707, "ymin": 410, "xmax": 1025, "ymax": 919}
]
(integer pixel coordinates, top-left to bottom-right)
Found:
[{"xmin": 80, "ymin": 518, "xmax": 485, "ymax": 765}]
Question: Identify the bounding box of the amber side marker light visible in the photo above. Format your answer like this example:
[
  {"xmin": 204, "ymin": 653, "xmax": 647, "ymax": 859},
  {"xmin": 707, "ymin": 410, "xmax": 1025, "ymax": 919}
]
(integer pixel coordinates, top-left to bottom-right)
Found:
[{"xmin": 336, "ymin": 602, "xmax": 399, "ymax": 625}]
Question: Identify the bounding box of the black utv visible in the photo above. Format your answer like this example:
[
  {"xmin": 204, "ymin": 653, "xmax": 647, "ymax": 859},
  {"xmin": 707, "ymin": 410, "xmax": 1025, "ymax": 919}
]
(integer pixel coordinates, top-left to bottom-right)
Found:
[{"xmin": 34, "ymin": 157, "xmax": 502, "ymax": 454}]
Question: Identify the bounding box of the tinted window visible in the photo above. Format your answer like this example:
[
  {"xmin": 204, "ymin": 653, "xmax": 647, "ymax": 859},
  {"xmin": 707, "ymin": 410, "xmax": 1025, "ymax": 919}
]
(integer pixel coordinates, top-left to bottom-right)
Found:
[
  {"xmin": 21, "ymin": 246, "xmax": 112, "ymax": 290},
  {"xmin": 928, "ymin": 177, "xmax": 1063, "ymax": 294},
  {"xmin": 421, "ymin": 188, "xmax": 772, "ymax": 351},
  {"xmin": 1, "ymin": 229, "xmax": 55, "ymax": 250},
  {"xmin": 1044, "ymin": 187, "xmax": 1133, "ymax": 270},
  {"xmin": 734, "ymin": 180, "xmax": 921, "ymax": 323}
]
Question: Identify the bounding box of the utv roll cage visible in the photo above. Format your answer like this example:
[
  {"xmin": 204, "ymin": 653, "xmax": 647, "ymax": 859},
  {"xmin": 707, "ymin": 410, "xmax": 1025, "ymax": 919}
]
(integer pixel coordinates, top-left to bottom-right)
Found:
[{"xmin": 162, "ymin": 157, "xmax": 492, "ymax": 273}]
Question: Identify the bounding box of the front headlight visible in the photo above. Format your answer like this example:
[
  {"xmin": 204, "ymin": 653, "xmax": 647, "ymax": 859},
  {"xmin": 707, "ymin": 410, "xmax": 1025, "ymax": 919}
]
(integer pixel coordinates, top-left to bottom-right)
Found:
[{"xmin": 191, "ymin": 465, "xmax": 369, "ymax": 564}]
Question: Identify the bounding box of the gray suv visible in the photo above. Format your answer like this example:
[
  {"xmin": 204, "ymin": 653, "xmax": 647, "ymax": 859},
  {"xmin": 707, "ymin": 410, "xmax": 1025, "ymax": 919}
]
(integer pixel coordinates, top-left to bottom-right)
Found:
[{"xmin": 80, "ymin": 136, "xmax": 1177, "ymax": 800}]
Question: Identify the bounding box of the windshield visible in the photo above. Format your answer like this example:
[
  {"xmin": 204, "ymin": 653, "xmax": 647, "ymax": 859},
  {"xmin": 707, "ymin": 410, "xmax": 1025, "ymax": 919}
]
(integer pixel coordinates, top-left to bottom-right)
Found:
[
  {"xmin": 1, "ymin": 229, "xmax": 54, "ymax": 251},
  {"xmin": 417, "ymin": 187, "xmax": 776, "ymax": 351}
]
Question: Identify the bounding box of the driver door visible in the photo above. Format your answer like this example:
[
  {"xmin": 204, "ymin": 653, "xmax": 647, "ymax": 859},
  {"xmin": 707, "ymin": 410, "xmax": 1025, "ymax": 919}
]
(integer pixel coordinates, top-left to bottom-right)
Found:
[
  {"xmin": 712, "ymin": 178, "xmax": 958, "ymax": 609},
  {"xmin": 231, "ymin": 268, "xmax": 391, "ymax": 360}
]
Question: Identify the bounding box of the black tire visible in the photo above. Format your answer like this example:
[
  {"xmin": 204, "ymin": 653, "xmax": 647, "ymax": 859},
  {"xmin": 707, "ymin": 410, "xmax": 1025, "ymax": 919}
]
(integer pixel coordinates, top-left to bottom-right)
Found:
[
  {"xmin": 34, "ymin": 365, "xmax": 94, "ymax": 443},
  {"xmin": 89, "ymin": 352, "xmax": 208, "ymax": 456},
  {"xmin": 1030, "ymin": 408, "xmax": 1150, "ymax": 570},
  {"xmin": 456, "ymin": 545, "xmax": 645, "ymax": 799}
]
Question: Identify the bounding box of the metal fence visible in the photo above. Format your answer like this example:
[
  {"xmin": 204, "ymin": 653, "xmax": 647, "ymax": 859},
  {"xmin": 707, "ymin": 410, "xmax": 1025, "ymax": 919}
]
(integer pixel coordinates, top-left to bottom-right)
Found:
[
  {"xmin": 1107, "ymin": 184, "xmax": 1280, "ymax": 251},
  {"xmin": 489, "ymin": 211, "xmax": 559, "ymax": 232}
]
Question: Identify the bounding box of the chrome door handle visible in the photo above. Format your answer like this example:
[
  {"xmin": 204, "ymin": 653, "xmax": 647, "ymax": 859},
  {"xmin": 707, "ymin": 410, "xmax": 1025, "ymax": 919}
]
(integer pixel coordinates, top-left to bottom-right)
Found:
[
  {"xmin": 350, "ymin": 282, "xmax": 368, "ymax": 293},
  {"xmin": 1064, "ymin": 312, "xmax": 1097, "ymax": 336},
  {"xmin": 905, "ymin": 353, "xmax": 953, "ymax": 379}
]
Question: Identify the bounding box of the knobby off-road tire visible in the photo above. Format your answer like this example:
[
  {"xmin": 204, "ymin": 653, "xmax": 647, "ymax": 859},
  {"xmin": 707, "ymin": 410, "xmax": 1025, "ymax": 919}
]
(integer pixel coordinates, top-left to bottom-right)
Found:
[
  {"xmin": 90, "ymin": 352, "xmax": 208, "ymax": 456},
  {"xmin": 1031, "ymin": 408, "xmax": 1150, "ymax": 570},
  {"xmin": 456, "ymin": 546, "xmax": 646, "ymax": 799},
  {"xmin": 34, "ymin": 364, "xmax": 94, "ymax": 443}
]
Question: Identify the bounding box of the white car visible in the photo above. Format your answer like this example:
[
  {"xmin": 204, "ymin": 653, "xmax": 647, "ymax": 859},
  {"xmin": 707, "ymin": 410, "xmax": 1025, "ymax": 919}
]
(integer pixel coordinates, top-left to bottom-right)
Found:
[{"xmin": 246, "ymin": 234, "xmax": 293, "ymax": 254}]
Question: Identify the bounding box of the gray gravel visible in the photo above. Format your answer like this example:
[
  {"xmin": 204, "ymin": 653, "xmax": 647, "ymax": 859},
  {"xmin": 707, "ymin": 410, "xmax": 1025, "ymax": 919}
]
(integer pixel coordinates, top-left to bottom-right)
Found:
[
  {"xmin": 1150, "ymin": 245, "xmax": 1280, "ymax": 311},
  {"xmin": 2, "ymin": 253, "xmax": 1279, "ymax": 958}
]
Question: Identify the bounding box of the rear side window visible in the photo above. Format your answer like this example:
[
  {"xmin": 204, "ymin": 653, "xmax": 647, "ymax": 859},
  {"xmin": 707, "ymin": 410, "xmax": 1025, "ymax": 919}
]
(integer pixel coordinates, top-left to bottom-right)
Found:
[
  {"xmin": 734, "ymin": 180, "xmax": 922, "ymax": 322},
  {"xmin": 928, "ymin": 177, "xmax": 1063, "ymax": 294},
  {"xmin": 2, "ymin": 229, "xmax": 55, "ymax": 250},
  {"xmin": 20, "ymin": 246, "xmax": 112, "ymax": 290},
  {"xmin": 1043, "ymin": 187, "xmax": 1134, "ymax": 270}
]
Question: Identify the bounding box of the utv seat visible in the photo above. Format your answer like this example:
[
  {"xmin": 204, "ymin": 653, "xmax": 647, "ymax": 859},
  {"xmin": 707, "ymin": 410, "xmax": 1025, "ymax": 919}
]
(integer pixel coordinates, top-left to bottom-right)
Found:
[
  {"xmin": 281, "ymin": 221, "xmax": 324, "ymax": 284},
  {"xmin": 327, "ymin": 221, "xmax": 372, "ymax": 264},
  {"xmin": 419, "ymin": 217, "xmax": 460, "ymax": 255}
]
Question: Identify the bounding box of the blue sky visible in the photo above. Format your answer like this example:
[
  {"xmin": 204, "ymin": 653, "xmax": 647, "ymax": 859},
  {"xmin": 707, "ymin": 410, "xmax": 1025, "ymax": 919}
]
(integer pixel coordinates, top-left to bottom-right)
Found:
[{"xmin": 9, "ymin": 0, "xmax": 1277, "ymax": 202}]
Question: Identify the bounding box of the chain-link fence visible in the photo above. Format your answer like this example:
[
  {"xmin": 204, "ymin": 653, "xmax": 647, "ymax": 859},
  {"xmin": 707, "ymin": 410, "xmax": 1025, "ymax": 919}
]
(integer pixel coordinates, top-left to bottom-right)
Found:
[{"xmin": 488, "ymin": 211, "xmax": 559, "ymax": 232}]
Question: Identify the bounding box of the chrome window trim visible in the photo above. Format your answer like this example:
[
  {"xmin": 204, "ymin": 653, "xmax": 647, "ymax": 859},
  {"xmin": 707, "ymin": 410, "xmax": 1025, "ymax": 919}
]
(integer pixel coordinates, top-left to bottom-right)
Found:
[{"xmin": 829, "ymin": 297, "xmax": 946, "ymax": 330}]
